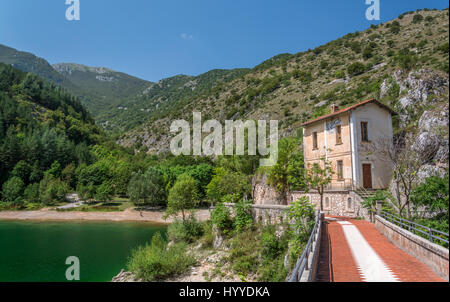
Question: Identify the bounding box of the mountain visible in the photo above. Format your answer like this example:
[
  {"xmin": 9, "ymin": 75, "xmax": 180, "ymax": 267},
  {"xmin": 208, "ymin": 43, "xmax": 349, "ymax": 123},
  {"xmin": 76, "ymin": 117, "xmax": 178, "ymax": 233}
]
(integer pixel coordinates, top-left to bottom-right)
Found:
[
  {"xmin": 0, "ymin": 44, "xmax": 72, "ymax": 88},
  {"xmin": 94, "ymin": 68, "xmax": 251, "ymax": 133},
  {"xmin": 52, "ymin": 63, "xmax": 153, "ymax": 117},
  {"xmin": 0, "ymin": 44, "xmax": 250, "ymax": 133},
  {"xmin": 118, "ymin": 8, "xmax": 449, "ymax": 157}
]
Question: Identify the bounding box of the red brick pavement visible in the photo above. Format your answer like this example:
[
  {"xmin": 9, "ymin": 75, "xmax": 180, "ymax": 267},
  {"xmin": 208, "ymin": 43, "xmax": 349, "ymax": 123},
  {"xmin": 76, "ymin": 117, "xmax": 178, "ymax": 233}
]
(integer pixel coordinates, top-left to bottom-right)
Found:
[
  {"xmin": 317, "ymin": 218, "xmax": 362, "ymax": 282},
  {"xmin": 352, "ymin": 220, "xmax": 446, "ymax": 282},
  {"xmin": 316, "ymin": 217, "xmax": 446, "ymax": 282}
]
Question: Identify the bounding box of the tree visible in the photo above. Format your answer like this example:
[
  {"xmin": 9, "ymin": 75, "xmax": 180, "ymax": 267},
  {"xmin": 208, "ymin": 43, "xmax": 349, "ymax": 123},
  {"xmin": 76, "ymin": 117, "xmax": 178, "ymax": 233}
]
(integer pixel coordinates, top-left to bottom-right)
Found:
[
  {"xmin": 206, "ymin": 167, "xmax": 251, "ymax": 205},
  {"xmin": 364, "ymin": 137, "xmax": 434, "ymax": 218},
  {"xmin": 11, "ymin": 160, "xmax": 32, "ymax": 184},
  {"xmin": 165, "ymin": 174, "xmax": 199, "ymax": 222},
  {"xmin": 411, "ymin": 175, "xmax": 448, "ymax": 220},
  {"xmin": 267, "ymin": 137, "xmax": 305, "ymax": 204},
  {"xmin": 2, "ymin": 176, "xmax": 25, "ymax": 203},
  {"xmin": 304, "ymin": 159, "xmax": 333, "ymax": 211},
  {"xmin": 127, "ymin": 168, "xmax": 166, "ymax": 207},
  {"xmin": 95, "ymin": 181, "xmax": 115, "ymax": 203}
]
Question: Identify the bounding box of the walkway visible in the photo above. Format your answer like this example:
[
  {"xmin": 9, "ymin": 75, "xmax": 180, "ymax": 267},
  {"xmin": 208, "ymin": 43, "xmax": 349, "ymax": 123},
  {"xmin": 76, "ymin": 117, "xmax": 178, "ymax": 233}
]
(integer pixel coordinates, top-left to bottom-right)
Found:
[{"xmin": 316, "ymin": 216, "xmax": 446, "ymax": 282}]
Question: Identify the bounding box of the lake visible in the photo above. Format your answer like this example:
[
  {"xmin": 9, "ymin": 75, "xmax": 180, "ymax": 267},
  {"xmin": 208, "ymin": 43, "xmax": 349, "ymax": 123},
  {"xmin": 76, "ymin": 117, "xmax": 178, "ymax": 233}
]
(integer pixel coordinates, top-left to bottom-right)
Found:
[{"xmin": 0, "ymin": 220, "xmax": 167, "ymax": 282}]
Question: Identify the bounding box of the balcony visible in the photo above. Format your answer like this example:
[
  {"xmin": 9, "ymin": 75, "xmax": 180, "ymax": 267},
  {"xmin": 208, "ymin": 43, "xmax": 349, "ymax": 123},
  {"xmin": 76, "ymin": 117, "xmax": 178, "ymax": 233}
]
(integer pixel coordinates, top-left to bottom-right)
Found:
[{"xmin": 324, "ymin": 178, "xmax": 355, "ymax": 191}]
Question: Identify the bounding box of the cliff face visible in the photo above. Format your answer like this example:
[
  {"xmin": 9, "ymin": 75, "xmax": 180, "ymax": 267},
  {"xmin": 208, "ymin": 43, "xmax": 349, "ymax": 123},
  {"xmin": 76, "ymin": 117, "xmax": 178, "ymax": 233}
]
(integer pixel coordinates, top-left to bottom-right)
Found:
[
  {"xmin": 381, "ymin": 68, "xmax": 449, "ymax": 180},
  {"xmin": 252, "ymin": 174, "xmax": 285, "ymax": 206}
]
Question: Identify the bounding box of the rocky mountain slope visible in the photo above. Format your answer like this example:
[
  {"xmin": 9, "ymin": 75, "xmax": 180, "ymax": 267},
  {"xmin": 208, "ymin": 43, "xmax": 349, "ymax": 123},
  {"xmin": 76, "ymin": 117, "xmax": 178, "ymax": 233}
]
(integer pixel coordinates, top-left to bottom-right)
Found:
[{"xmin": 118, "ymin": 9, "xmax": 449, "ymax": 157}]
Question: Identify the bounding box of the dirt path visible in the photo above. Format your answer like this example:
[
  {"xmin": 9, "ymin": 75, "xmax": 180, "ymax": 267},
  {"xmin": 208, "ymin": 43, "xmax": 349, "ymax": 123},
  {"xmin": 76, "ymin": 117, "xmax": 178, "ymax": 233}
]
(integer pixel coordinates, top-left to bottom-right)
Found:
[{"xmin": 0, "ymin": 207, "xmax": 210, "ymax": 224}]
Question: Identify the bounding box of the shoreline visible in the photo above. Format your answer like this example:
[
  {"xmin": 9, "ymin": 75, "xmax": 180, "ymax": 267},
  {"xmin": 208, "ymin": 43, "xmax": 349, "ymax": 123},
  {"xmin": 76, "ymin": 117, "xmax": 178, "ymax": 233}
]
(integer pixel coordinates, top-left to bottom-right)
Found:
[{"xmin": 0, "ymin": 208, "xmax": 211, "ymax": 224}]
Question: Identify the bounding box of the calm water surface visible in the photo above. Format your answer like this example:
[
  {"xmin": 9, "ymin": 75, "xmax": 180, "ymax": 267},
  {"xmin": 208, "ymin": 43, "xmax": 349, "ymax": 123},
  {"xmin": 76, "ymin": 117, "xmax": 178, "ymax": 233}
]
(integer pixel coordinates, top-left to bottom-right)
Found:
[{"xmin": 0, "ymin": 220, "xmax": 167, "ymax": 282}]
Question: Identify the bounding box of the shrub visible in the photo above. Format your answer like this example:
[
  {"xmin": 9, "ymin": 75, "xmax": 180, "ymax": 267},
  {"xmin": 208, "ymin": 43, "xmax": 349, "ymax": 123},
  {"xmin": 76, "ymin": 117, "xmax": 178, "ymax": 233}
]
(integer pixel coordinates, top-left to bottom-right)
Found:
[
  {"xmin": 127, "ymin": 232, "xmax": 196, "ymax": 281},
  {"xmin": 334, "ymin": 70, "xmax": 346, "ymax": 79},
  {"xmin": 211, "ymin": 202, "xmax": 234, "ymax": 233},
  {"xmin": 347, "ymin": 62, "xmax": 366, "ymax": 76},
  {"xmin": 234, "ymin": 200, "xmax": 253, "ymax": 231},
  {"xmin": 412, "ymin": 14, "xmax": 424, "ymax": 24},
  {"xmin": 167, "ymin": 217, "xmax": 204, "ymax": 243}
]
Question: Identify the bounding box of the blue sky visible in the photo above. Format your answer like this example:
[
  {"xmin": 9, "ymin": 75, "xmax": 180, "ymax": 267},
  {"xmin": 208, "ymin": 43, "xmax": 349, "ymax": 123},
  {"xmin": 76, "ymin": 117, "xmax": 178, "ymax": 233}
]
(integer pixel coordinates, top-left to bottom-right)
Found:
[{"xmin": 0, "ymin": 0, "xmax": 447, "ymax": 82}]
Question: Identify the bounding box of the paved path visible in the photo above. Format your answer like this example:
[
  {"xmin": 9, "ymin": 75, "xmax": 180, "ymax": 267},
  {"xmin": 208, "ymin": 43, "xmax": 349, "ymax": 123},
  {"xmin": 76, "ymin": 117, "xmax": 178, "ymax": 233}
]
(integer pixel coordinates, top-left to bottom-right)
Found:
[{"xmin": 316, "ymin": 217, "xmax": 446, "ymax": 282}]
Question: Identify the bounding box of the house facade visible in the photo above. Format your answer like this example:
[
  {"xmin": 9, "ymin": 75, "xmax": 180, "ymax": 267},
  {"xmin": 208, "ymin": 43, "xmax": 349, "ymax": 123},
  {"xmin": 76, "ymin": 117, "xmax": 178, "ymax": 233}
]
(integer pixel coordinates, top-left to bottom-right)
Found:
[{"xmin": 301, "ymin": 99, "xmax": 396, "ymax": 191}]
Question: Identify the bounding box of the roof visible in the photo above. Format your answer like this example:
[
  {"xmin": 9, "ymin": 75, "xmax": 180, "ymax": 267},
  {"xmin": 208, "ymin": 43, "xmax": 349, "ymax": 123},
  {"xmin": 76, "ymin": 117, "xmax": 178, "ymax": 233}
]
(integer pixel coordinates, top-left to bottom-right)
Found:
[{"xmin": 301, "ymin": 98, "xmax": 397, "ymax": 127}]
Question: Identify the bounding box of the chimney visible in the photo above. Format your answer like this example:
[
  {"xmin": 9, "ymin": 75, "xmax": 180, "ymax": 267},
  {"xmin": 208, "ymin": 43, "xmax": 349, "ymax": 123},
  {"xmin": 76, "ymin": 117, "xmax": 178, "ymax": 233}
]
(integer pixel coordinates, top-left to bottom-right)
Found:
[{"xmin": 331, "ymin": 104, "xmax": 339, "ymax": 113}]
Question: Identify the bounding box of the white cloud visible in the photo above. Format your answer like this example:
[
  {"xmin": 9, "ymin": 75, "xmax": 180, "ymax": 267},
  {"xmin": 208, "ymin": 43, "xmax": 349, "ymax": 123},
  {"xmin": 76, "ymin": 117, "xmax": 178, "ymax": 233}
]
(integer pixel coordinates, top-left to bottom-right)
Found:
[{"xmin": 180, "ymin": 33, "xmax": 193, "ymax": 40}]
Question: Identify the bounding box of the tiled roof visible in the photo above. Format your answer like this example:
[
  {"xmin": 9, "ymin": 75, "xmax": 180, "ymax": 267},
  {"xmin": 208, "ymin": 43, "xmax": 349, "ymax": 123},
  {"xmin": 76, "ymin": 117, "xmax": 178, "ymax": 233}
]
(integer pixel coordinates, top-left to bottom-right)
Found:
[{"xmin": 301, "ymin": 98, "xmax": 397, "ymax": 127}]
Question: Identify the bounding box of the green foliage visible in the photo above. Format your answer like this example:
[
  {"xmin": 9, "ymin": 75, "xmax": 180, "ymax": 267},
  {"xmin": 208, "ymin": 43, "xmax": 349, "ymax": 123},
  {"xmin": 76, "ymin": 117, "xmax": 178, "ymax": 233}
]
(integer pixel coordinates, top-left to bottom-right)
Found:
[
  {"xmin": 95, "ymin": 181, "xmax": 115, "ymax": 202},
  {"xmin": 127, "ymin": 232, "xmax": 196, "ymax": 281},
  {"xmin": 267, "ymin": 137, "xmax": 306, "ymax": 201},
  {"xmin": 128, "ymin": 168, "xmax": 166, "ymax": 206},
  {"xmin": 234, "ymin": 199, "xmax": 253, "ymax": 231},
  {"xmin": 206, "ymin": 167, "xmax": 251, "ymax": 205},
  {"xmin": 286, "ymin": 197, "xmax": 315, "ymax": 240},
  {"xmin": 394, "ymin": 49, "xmax": 418, "ymax": 70},
  {"xmin": 347, "ymin": 62, "xmax": 366, "ymax": 76},
  {"xmin": 361, "ymin": 190, "xmax": 387, "ymax": 222},
  {"xmin": 167, "ymin": 217, "xmax": 204, "ymax": 243},
  {"xmin": 412, "ymin": 13, "xmax": 424, "ymax": 24},
  {"xmin": 334, "ymin": 70, "xmax": 346, "ymax": 79},
  {"xmin": 211, "ymin": 202, "xmax": 234, "ymax": 234},
  {"xmin": 166, "ymin": 174, "xmax": 199, "ymax": 221},
  {"xmin": 2, "ymin": 176, "xmax": 25, "ymax": 203},
  {"xmin": 411, "ymin": 175, "xmax": 449, "ymax": 235}
]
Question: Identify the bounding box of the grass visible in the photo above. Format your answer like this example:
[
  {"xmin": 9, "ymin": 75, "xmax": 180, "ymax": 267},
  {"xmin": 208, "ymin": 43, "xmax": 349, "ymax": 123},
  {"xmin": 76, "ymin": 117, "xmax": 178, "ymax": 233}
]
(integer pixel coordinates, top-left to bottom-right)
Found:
[{"xmin": 55, "ymin": 198, "xmax": 134, "ymax": 212}]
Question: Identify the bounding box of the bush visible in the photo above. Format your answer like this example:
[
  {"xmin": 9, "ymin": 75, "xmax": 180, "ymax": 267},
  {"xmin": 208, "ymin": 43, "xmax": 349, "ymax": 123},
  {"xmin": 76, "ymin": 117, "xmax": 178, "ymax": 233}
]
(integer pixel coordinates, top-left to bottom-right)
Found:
[
  {"xmin": 234, "ymin": 200, "xmax": 253, "ymax": 231},
  {"xmin": 412, "ymin": 14, "xmax": 424, "ymax": 24},
  {"xmin": 211, "ymin": 202, "xmax": 234, "ymax": 233},
  {"xmin": 168, "ymin": 217, "xmax": 204, "ymax": 243},
  {"xmin": 334, "ymin": 70, "xmax": 346, "ymax": 79},
  {"xmin": 347, "ymin": 62, "xmax": 366, "ymax": 76},
  {"xmin": 127, "ymin": 232, "xmax": 196, "ymax": 281}
]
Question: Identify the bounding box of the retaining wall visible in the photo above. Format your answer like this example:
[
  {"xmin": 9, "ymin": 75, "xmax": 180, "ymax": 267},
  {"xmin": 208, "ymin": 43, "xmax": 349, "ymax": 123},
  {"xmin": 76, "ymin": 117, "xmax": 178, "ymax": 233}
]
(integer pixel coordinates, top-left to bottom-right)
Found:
[{"xmin": 375, "ymin": 215, "xmax": 449, "ymax": 280}]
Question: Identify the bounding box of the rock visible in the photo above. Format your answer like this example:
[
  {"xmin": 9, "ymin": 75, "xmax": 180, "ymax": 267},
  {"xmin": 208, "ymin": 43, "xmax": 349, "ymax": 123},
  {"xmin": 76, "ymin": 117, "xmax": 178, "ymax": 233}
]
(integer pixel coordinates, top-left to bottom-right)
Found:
[
  {"xmin": 111, "ymin": 269, "xmax": 139, "ymax": 282},
  {"xmin": 252, "ymin": 174, "xmax": 286, "ymax": 205},
  {"xmin": 284, "ymin": 254, "xmax": 290, "ymax": 269}
]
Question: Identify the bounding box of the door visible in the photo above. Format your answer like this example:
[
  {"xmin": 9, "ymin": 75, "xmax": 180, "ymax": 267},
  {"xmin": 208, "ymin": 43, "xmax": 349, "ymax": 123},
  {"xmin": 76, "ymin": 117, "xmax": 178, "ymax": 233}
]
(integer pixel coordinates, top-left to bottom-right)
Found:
[{"xmin": 362, "ymin": 164, "xmax": 372, "ymax": 189}]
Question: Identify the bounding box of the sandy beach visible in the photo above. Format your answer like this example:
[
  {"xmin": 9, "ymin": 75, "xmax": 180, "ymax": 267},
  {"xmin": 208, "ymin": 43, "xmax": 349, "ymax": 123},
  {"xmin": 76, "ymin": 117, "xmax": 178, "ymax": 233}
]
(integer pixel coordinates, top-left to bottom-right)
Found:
[{"xmin": 0, "ymin": 207, "xmax": 211, "ymax": 224}]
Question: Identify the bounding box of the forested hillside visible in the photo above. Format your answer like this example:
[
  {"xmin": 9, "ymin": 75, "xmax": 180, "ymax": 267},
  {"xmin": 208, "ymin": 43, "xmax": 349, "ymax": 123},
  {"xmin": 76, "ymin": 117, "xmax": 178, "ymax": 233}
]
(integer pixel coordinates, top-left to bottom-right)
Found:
[
  {"xmin": 0, "ymin": 63, "xmax": 154, "ymax": 207},
  {"xmin": 119, "ymin": 8, "xmax": 449, "ymax": 153}
]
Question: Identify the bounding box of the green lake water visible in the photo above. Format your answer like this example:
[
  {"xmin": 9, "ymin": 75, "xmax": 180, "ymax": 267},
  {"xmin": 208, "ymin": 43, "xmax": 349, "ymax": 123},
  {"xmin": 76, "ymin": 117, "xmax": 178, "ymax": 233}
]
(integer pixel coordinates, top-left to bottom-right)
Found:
[{"xmin": 0, "ymin": 220, "xmax": 167, "ymax": 282}]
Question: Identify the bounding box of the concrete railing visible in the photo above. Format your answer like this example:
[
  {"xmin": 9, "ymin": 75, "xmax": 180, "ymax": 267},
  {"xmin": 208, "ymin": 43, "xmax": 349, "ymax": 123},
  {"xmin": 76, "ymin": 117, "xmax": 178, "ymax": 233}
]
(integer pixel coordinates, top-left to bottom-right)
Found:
[{"xmin": 375, "ymin": 214, "xmax": 449, "ymax": 280}]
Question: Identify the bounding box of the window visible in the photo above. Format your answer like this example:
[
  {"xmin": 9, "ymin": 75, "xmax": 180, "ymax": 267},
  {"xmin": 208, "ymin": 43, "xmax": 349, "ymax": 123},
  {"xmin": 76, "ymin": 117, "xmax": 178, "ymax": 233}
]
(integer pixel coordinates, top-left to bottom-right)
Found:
[
  {"xmin": 325, "ymin": 197, "xmax": 330, "ymax": 209},
  {"xmin": 336, "ymin": 125, "xmax": 342, "ymax": 144},
  {"xmin": 312, "ymin": 132, "xmax": 318, "ymax": 150},
  {"xmin": 337, "ymin": 160, "xmax": 344, "ymax": 180},
  {"xmin": 361, "ymin": 122, "xmax": 369, "ymax": 142},
  {"xmin": 347, "ymin": 198, "xmax": 353, "ymax": 210}
]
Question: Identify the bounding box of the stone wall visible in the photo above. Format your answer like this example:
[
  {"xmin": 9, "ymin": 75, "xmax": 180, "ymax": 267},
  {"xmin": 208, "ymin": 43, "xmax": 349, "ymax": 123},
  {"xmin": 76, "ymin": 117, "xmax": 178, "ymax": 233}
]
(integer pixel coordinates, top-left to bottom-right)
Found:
[
  {"xmin": 375, "ymin": 215, "xmax": 449, "ymax": 280},
  {"xmin": 224, "ymin": 203, "xmax": 288, "ymax": 225},
  {"xmin": 289, "ymin": 191, "xmax": 370, "ymax": 221},
  {"xmin": 252, "ymin": 174, "xmax": 370, "ymax": 221}
]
